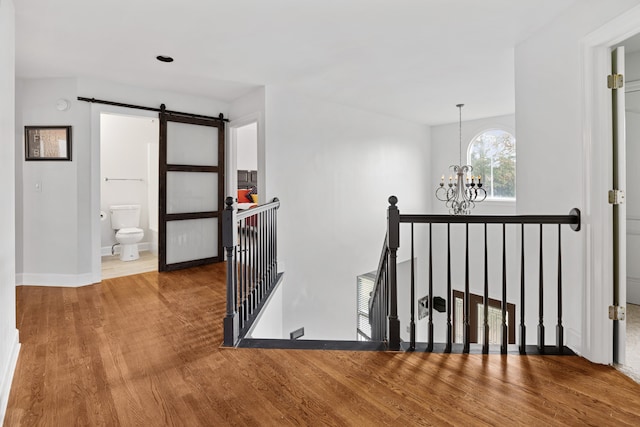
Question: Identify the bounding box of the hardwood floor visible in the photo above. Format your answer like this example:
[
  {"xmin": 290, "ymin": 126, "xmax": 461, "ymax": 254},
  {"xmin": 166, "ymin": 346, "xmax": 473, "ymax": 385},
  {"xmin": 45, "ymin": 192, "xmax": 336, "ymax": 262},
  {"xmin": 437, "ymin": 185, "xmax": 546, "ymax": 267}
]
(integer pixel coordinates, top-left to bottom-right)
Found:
[{"xmin": 5, "ymin": 263, "xmax": 640, "ymax": 426}]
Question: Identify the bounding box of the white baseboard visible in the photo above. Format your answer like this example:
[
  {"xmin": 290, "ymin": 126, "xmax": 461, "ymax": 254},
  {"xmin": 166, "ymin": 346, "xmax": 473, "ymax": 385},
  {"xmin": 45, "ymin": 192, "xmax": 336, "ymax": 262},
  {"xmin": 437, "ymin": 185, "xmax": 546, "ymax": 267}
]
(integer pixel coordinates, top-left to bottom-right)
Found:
[
  {"xmin": 566, "ymin": 327, "xmax": 582, "ymax": 356},
  {"xmin": 101, "ymin": 241, "xmax": 151, "ymax": 257},
  {"xmin": 16, "ymin": 272, "xmax": 96, "ymax": 287},
  {"xmin": 0, "ymin": 329, "xmax": 20, "ymax": 424}
]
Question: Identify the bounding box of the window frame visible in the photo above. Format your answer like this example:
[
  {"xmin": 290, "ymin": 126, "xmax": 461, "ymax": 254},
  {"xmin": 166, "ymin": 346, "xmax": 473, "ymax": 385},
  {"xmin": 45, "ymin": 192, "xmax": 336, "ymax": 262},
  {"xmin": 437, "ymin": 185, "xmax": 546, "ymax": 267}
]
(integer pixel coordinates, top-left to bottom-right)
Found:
[{"xmin": 466, "ymin": 128, "xmax": 516, "ymax": 202}]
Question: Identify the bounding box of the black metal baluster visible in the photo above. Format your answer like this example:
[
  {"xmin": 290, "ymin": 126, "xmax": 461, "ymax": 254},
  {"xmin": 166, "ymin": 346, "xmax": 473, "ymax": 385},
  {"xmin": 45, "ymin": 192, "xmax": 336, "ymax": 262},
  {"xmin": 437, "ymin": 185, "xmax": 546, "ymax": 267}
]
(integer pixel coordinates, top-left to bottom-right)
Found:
[
  {"xmin": 520, "ymin": 223, "xmax": 526, "ymax": 355},
  {"xmin": 464, "ymin": 223, "xmax": 470, "ymax": 353},
  {"xmin": 270, "ymin": 207, "xmax": 275, "ymax": 285},
  {"xmin": 483, "ymin": 223, "xmax": 489, "ymax": 354},
  {"xmin": 261, "ymin": 211, "xmax": 265, "ymax": 298},
  {"xmin": 270, "ymin": 207, "xmax": 273, "ymax": 283},
  {"xmin": 253, "ymin": 215, "xmax": 257, "ymax": 305},
  {"xmin": 264, "ymin": 209, "xmax": 269, "ymax": 289},
  {"xmin": 427, "ymin": 223, "xmax": 434, "ymax": 352},
  {"xmin": 445, "ymin": 223, "xmax": 452, "ymax": 353},
  {"xmin": 409, "ymin": 223, "xmax": 416, "ymax": 351},
  {"xmin": 538, "ymin": 224, "xmax": 545, "ymax": 353},
  {"xmin": 236, "ymin": 219, "xmax": 247, "ymax": 325},
  {"xmin": 269, "ymin": 208, "xmax": 273, "ymax": 286},
  {"xmin": 257, "ymin": 211, "xmax": 261, "ymax": 301},
  {"xmin": 253, "ymin": 214, "xmax": 258, "ymax": 311},
  {"xmin": 501, "ymin": 223, "xmax": 508, "ymax": 354},
  {"xmin": 244, "ymin": 218, "xmax": 255, "ymax": 319},
  {"xmin": 557, "ymin": 224, "xmax": 564, "ymax": 353},
  {"xmin": 262, "ymin": 211, "xmax": 269, "ymax": 295},
  {"xmin": 274, "ymin": 201, "xmax": 278, "ymax": 275},
  {"xmin": 383, "ymin": 261, "xmax": 389, "ymax": 343}
]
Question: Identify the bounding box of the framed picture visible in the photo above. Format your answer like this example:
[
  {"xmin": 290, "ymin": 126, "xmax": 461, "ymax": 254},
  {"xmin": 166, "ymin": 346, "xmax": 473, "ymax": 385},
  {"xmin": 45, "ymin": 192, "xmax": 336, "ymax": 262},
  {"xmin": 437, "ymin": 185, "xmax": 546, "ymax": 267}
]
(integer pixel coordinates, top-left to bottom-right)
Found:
[{"xmin": 25, "ymin": 126, "xmax": 72, "ymax": 161}]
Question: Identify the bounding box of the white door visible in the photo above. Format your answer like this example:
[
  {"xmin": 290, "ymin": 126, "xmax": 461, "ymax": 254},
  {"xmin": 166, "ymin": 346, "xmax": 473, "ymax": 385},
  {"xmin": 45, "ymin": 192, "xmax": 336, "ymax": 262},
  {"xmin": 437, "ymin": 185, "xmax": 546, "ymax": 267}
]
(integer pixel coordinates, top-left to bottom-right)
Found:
[
  {"xmin": 612, "ymin": 46, "xmax": 627, "ymax": 364},
  {"xmin": 159, "ymin": 111, "xmax": 225, "ymax": 271}
]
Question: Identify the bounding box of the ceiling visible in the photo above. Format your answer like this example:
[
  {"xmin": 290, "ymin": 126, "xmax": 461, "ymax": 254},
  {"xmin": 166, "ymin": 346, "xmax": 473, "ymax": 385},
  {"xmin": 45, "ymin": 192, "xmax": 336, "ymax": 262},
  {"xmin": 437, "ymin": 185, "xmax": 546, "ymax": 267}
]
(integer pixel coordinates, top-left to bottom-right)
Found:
[{"xmin": 15, "ymin": 0, "xmax": 578, "ymax": 125}]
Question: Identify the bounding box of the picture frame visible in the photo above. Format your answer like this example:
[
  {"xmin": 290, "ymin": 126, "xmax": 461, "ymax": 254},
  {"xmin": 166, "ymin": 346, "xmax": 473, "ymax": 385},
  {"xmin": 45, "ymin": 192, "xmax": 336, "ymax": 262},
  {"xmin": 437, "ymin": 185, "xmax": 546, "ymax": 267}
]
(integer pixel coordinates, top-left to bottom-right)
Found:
[{"xmin": 25, "ymin": 126, "xmax": 72, "ymax": 161}]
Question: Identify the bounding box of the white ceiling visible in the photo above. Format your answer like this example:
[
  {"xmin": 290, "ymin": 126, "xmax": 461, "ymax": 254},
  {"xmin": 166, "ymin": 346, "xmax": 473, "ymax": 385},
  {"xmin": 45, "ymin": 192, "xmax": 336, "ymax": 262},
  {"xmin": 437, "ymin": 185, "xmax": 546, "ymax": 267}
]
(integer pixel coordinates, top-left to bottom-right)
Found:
[{"xmin": 15, "ymin": 0, "xmax": 578, "ymax": 125}]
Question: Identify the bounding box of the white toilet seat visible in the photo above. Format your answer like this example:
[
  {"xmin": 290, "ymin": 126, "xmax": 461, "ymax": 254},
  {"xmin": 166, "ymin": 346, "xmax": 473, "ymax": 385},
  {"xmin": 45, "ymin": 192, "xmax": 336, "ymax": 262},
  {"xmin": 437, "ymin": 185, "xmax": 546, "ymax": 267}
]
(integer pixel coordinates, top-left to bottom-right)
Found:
[{"xmin": 116, "ymin": 227, "xmax": 143, "ymax": 236}]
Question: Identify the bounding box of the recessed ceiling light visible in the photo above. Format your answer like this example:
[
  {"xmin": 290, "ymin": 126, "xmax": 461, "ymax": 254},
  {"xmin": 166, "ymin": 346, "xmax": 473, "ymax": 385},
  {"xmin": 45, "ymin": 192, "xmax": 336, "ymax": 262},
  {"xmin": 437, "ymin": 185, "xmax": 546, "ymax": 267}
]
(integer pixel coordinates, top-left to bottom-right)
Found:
[{"xmin": 156, "ymin": 55, "xmax": 174, "ymax": 63}]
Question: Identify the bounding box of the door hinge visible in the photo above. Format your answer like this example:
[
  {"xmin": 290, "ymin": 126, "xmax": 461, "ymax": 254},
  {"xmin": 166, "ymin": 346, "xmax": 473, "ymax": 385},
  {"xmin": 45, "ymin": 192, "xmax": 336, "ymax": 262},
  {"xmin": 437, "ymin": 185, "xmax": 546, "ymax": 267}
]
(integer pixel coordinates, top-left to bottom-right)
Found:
[
  {"xmin": 608, "ymin": 189, "xmax": 625, "ymax": 205},
  {"xmin": 609, "ymin": 305, "xmax": 626, "ymax": 321},
  {"xmin": 608, "ymin": 73, "xmax": 624, "ymax": 89}
]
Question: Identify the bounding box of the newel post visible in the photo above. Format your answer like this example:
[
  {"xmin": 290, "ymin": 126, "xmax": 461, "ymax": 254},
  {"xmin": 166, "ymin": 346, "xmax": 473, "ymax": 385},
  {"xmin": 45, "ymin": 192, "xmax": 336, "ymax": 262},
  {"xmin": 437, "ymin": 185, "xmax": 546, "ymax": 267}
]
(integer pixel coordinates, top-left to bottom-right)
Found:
[
  {"xmin": 222, "ymin": 196, "xmax": 239, "ymax": 346},
  {"xmin": 387, "ymin": 196, "xmax": 401, "ymax": 350}
]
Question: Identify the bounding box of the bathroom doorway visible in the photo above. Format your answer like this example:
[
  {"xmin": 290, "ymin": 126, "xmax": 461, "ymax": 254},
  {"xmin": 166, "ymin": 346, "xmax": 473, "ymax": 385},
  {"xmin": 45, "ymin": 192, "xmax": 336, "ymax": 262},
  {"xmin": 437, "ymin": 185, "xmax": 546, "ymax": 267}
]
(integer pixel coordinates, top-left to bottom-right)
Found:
[
  {"xmin": 100, "ymin": 112, "xmax": 159, "ymax": 279},
  {"xmin": 620, "ymin": 35, "xmax": 640, "ymax": 380}
]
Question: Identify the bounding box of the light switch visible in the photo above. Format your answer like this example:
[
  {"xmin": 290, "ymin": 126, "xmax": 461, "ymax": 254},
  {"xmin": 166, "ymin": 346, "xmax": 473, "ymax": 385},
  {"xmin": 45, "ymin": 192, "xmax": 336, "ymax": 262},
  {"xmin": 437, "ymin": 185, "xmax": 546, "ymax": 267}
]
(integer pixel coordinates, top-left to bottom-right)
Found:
[{"xmin": 35, "ymin": 182, "xmax": 42, "ymax": 192}]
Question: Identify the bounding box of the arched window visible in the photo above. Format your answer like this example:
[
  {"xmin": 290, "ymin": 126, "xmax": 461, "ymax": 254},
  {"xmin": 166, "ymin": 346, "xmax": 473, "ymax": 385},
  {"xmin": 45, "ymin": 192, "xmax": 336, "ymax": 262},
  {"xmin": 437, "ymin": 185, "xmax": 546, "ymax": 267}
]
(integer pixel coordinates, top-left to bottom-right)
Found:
[{"xmin": 467, "ymin": 129, "xmax": 516, "ymax": 200}]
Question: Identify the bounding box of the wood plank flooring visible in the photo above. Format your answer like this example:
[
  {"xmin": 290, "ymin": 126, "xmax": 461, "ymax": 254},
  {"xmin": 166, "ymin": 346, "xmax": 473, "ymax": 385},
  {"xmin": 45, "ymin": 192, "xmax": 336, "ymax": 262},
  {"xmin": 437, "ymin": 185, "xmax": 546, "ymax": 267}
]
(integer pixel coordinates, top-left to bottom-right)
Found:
[
  {"xmin": 5, "ymin": 262, "xmax": 640, "ymax": 426},
  {"xmin": 101, "ymin": 251, "xmax": 158, "ymax": 280}
]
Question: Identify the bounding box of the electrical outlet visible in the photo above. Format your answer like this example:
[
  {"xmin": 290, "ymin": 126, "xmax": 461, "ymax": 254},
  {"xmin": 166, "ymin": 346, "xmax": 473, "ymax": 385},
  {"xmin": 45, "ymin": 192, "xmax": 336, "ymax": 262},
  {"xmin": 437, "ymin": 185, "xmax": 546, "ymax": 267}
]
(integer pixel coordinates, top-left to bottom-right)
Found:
[{"xmin": 290, "ymin": 327, "xmax": 304, "ymax": 340}]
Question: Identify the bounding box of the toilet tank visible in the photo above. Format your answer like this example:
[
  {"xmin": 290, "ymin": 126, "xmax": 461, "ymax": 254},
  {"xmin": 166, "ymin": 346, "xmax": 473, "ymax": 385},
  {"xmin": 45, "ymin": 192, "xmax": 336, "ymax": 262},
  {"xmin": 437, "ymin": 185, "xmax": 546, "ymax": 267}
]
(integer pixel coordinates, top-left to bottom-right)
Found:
[{"xmin": 109, "ymin": 205, "xmax": 141, "ymax": 229}]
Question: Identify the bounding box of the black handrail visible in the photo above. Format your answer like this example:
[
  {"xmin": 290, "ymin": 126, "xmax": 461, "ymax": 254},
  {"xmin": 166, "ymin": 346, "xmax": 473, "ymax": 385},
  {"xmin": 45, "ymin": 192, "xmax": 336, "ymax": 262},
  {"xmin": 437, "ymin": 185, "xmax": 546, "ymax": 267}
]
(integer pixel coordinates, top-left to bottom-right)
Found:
[
  {"xmin": 400, "ymin": 212, "xmax": 580, "ymax": 227},
  {"xmin": 369, "ymin": 196, "xmax": 581, "ymax": 354}
]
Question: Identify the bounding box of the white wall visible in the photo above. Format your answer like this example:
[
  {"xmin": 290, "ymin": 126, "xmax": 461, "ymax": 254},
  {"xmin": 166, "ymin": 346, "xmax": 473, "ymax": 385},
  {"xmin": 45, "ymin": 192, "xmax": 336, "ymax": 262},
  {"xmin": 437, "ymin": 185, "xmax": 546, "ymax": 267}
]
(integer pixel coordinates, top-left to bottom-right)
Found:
[
  {"xmin": 247, "ymin": 282, "xmax": 284, "ymax": 339},
  {"xmin": 228, "ymin": 87, "xmax": 266, "ymax": 198},
  {"xmin": 0, "ymin": 1, "xmax": 19, "ymax": 422},
  {"xmin": 15, "ymin": 78, "xmax": 89, "ymax": 286},
  {"xmin": 236, "ymin": 122, "xmax": 258, "ymax": 172},
  {"xmin": 264, "ymin": 86, "xmax": 430, "ymax": 340},
  {"xmin": 100, "ymin": 113, "xmax": 158, "ymax": 253},
  {"xmin": 15, "ymin": 77, "xmax": 230, "ymax": 286},
  {"xmin": 514, "ymin": 0, "xmax": 640, "ymax": 361}
]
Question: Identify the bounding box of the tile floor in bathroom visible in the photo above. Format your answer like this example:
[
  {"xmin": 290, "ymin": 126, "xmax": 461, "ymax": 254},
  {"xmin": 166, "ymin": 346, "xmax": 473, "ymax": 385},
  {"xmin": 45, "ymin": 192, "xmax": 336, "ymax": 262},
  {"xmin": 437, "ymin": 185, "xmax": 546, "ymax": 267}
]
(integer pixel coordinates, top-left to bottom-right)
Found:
[
  {"xmin": 619, "ymin": 303, "xmax": 640, "ymax": 383},
  {"xmin": 101, "ymin": 251, "xmax": 158, "ymax": 280}
]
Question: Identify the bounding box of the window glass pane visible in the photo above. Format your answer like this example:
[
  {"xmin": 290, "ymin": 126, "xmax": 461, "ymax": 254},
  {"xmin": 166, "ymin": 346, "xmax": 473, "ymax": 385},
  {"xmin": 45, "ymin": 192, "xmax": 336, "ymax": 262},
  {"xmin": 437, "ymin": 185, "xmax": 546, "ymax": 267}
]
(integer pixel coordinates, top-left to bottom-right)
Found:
[
  {"xmin": 468, "ymin": 130, "xmax": 516, "ymax": 199},
  {"xmin": 477, "ymin": 303, "xmax": 509, "ymax": 345},
  {"xmin": 167, "ymin": 121, "xmax": 218, "ymax": 166},
  {"xmin": 356, "ymin": 273, "xmax": 375, "ymax": 341},
  {"xmin": 166, "ymin": 218, "xmax": 218, "ymax": 264},
  {"xmin": 167, "ymin": 171, "xmax": 218, "ymax": 214},
  {"xmin": 455, "ymin": 297, "xmax": 464, "ymax": 343}
]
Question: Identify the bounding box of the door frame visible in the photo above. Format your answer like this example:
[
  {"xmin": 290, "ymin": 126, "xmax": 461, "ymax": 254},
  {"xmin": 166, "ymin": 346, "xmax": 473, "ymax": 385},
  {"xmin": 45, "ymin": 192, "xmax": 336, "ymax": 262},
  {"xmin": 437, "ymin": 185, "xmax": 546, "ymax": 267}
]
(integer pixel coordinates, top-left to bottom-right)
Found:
[
  {"xmin": 580, "ymin": 5, "xmax": 640, "ymax": 364},
  {"xmin": 90, "ymin": 104, "xmax": 159, "ymax": 283},
  {"xmin": 227, "ymin": 113, "xmax": 262, "ymax": 199}
]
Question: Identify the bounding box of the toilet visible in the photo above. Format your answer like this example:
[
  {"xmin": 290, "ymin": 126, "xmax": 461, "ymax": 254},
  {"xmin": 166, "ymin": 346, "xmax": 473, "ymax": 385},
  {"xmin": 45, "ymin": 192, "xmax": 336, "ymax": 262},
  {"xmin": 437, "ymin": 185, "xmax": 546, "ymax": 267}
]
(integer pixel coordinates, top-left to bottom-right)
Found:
[{"xmin": 109, "ymin": 204, "xmax": 144, "ymax": 261}]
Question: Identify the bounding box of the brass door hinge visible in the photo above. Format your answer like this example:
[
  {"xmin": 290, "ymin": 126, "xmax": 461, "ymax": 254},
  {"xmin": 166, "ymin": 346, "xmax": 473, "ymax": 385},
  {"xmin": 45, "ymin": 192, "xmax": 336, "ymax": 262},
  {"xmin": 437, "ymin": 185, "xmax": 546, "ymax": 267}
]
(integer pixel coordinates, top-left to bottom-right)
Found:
[
  {"xmin": 608, "ymin": 73, "xmax": 624, "ymax": 89},
  {"xmin": 608, "ymin": 189, "xmax": 625, "ymax": 205},
  {"xmin": 609, "ymin": 305, "xmax": 626, "ymax": 321}
]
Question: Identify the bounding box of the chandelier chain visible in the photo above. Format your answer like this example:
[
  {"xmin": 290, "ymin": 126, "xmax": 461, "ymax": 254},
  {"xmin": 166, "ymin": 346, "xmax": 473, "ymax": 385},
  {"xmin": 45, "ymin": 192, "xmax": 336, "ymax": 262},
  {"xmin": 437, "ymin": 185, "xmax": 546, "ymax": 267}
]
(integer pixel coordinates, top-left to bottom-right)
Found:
[
  {"xmin": 457, "ymin": 103, "xmax": 463, "ymax": 165},
  {"xmin": 435, "ymin": 103, "xmax": 487, "ymax": 215}
]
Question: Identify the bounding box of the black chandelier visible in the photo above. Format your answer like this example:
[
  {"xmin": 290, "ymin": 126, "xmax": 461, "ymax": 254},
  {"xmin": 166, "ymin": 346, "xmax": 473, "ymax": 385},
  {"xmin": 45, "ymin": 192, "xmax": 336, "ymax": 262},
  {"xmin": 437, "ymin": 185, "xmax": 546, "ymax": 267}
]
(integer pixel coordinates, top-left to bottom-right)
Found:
[{"xmin": 435, "ymin": 104, "xmax": 487, "ymax": 215}]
